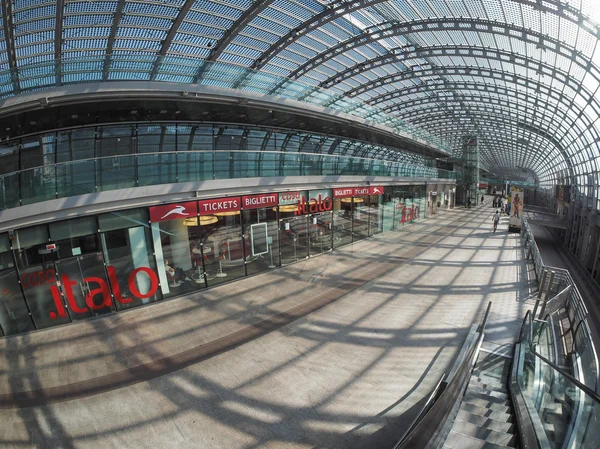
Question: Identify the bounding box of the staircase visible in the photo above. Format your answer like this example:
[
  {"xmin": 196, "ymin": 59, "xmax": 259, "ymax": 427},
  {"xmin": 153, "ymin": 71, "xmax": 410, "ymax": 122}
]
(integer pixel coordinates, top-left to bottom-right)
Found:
[{"xmin": 444, "ymin": 351, "xmax": 520, "ymax": 449}]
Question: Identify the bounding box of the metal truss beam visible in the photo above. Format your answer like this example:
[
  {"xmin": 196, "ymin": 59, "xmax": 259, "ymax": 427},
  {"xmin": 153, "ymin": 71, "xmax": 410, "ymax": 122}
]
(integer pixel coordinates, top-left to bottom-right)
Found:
[
  {"xmin": 389, "ymin": 95, "xmax": 584, "ymax": 142},
  {"xmin": 340, "ymin": 66, "xmax": 598, "ymax": 121},
  {"xmin": 397, "ymin": 104, "xmax": 571, "ymax": 150},
  {"xmin": 195, "ymin": 0, "xmax": 273, "ymax": 84},
  {"xmin": 209, "ymin": 0, "xmax": 272, "ymax": 63},
  {"xmin": 343, "ymin": 65, "xmax": 590, "ymax": 105},
  {"xmin": 255, "ymin": 0, "xmax": 600, "ymax": 71},
  {"xmin": 319, "ymin": 44, "xmax": 596, "ymax": 91},
  {"xmin": 366, "ymin": 80, "xmax": 596, "ymax": 129},
  {"xmin": 104, "ymin": 0, "xmax": 126, "ymax": 80},
  {"xmin": 55, "ymin": 0, "xmax": 64, "ymax": 85},
  {"xmin": 412, "ymin": 113, "xmax": 572, "ymax": 173},
  {"xmin": 284, "ymin": 18, "xmax": 595, "ymax": 82},
  {"xmin": 253, "ymin": 0, "xmax": 389, "ymax": 70},
  {"xmin": 1, "ymin": 0, "xmax": 19, "ymax": 93},
  {"xmin": 150, "ymin": 0, "xmax": 196, "ymax": 80}
]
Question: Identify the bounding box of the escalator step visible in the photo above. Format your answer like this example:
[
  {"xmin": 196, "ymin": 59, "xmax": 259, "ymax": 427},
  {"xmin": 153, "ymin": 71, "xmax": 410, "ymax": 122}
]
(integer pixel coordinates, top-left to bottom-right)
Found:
[
  {"xmin": 444, "ymin": 430, "xmax": 517, "ymax": 449},
  {"xmin": 460, "ymin": 403, "xmax": 514, "ymax": 423},
  {"xmin": 468, "ymin": 379, "xmax": 509, "ymax": 394},
  {"xmin": 450, "ymin": 420, "xmax": 518, "ymax": 447},
  {"xmin": 468, "ymin": 386, "xmax": 509, "ymax": 401},
  {"xmin": 456, "ymin": 410, "xmax": 516, "ymax": 433}
]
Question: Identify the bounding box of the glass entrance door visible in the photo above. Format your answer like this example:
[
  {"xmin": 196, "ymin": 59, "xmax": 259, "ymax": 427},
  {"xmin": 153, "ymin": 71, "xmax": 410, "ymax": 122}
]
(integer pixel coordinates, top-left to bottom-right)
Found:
[
  {"xmin": 279, "ymin": 215, "xmax": 308, "ymax": 265},
  {"xmin": 54, "ymin": 252, "xmax": 114, "ymax": 321},
  {"xmin": 308, "ymin": 211, "xmax": 333, "ymax": 255}
]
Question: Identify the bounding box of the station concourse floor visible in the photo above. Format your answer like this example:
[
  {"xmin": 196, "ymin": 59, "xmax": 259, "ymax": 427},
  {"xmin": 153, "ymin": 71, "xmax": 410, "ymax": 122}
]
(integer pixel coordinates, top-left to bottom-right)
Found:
[{"xmin": 0, "ymin": 200, "xmax": 533, "ymax": 449}]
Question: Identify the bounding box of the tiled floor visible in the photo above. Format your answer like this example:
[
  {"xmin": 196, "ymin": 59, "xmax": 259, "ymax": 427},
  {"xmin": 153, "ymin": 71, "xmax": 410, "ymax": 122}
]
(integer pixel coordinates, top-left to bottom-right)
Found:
[{"xmin": 0, "ymin": 202, "xmax": 533, "ymax": 449}]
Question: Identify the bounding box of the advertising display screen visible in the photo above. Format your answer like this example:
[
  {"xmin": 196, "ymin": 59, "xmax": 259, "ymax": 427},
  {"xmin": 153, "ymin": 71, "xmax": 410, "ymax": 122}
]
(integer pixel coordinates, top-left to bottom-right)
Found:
[{"xmin": 508, "ymin": 187, "xmax": 524, "ymax": 232}]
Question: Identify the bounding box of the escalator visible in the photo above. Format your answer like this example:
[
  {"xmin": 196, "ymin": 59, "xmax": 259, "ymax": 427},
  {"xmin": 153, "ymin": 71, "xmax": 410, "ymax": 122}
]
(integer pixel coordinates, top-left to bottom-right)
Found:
[{"xmin": 445, "ymin": 351, "xmax": 519, "ymax": 449}]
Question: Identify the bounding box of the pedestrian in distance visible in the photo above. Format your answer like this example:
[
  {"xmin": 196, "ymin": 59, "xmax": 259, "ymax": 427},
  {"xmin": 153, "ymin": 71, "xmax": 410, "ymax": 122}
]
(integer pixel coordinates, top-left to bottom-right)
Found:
[
  {"xmin": 493, "ymin": 210, "xmax": 500, "ymax": 233},
  {"xmin": 481, "ymin": 195, "xmax": 484, "ymax": 205}
]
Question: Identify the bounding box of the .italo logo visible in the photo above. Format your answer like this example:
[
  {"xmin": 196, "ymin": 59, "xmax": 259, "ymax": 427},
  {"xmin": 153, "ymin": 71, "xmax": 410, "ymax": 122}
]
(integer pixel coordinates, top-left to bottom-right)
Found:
[
  {"xmin": 160, "ymin": 205, "xmax": 189, "ymax": 220},
  {"xmin": 48, "ymin": 266, "xmax": 159, "ymax": 320},
  {"xmin": 294, "ymin": 194, "xmax": 333, "ymax": 215}
]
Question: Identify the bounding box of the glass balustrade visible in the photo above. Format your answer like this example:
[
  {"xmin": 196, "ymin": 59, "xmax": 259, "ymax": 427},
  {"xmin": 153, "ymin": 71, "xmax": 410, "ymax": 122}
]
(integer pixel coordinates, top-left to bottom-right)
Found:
[{"xmin": 0, "ymin": 151, "xmax": 455, "ymax": 210}]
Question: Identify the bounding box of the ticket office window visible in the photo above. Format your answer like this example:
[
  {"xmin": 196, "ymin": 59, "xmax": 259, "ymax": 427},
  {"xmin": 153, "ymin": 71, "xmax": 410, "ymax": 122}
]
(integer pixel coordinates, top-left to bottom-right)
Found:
[
  {"xmin": 0, "ymin": 234, "xmax": 34, "ymax": 335},
  {"xmin": 333, "ymin": 198, "xmax": 352, "ymax": 248},
  {"xmin": 99, "ymin": 209, "xmax": 161, "ymax": 311},
  {"xmin": 201, "ymin": 213, "xmax": 246, "ymax": 287},
  {"xmin": 243, "ymin": 208, "xmax": 280, "ymax": 277}
]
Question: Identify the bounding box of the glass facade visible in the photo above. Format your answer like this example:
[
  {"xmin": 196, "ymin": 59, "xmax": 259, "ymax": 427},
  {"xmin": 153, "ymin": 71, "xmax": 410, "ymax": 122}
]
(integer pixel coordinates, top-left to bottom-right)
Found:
[
  {"xmin": 0, "ymin": 183, "xmax": 437, "ymax": 337},
  {"xmin": 0, "ymin": 123, "xmax": 455, "ymax": 211}
]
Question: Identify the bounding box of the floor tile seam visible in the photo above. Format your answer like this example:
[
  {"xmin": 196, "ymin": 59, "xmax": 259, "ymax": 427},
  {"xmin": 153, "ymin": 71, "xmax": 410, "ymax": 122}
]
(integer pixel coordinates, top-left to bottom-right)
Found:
[{"xmin": 0, "ymin": 211, "xmax": 473, "ymax": 407}]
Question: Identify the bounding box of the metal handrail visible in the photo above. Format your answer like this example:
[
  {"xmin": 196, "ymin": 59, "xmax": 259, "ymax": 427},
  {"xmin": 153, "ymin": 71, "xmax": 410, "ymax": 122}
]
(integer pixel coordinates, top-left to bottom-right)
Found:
[
  {"xmin": 530, "ymin": 348, "xmax": 600, "ymax": 404},
  {"xmin": 392, "ymin": 301, "xmax": 492, "ymax": 449},
  {"xmin": 392, "ymin": 373, "xmax": 446, "ymax": 449}
]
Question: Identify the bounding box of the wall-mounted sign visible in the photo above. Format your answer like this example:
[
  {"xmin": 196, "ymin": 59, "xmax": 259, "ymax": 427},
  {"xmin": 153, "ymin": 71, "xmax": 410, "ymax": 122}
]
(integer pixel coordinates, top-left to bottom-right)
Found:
[
  {"xmin": 198, "ymin": 197, "xmax": 241, "ymax": 215},
  {"xmin": 279, "ymin": 191, "xmax": 303, "ymax": 205},
  {"xmin": 149, "ymin": 201, "xmax": 199, "ymax": 222},
  {"xmin": 333, "ymin": 188, "xmax": 354, "ymax": 198},
  {"xmin": 355, "ymin": 186, "xmax": 383, "ymax": 196},
  {"xmin": 295, "ymin": 190, "xmax": 334, "ymax": 215},
  {"xmin": 242, "ymin": 193, "xmax": 278, "ymax": 210}
]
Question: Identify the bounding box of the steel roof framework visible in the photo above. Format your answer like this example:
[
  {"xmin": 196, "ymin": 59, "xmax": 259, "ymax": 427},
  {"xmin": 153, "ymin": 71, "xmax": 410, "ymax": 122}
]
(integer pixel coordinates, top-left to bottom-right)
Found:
[{"xmin": 2, "ymin": 0, "xmax": 600, "ymax": 192}]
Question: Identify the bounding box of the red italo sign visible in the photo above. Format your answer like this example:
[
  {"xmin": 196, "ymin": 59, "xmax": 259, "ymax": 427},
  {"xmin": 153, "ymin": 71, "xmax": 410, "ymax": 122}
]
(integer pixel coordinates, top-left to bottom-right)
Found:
[
  {"xmin": 398, "ymin": 204, "xmax": 421, "ymax": 225},
  {"xmin": 242, "ymin": 193, "xmax": 278, "ymax": 210},
  {"xmin": 48, "ymin": 266, "xmax": 159, "ymax": 320},
  {"xmin": 294, "ymin": 194, "xmax": 333, "ymax": 215},
  {"xmin": 198, "ymin": 197, "xmax": 241, "ymax": 215},
  {"xmin": 149, "ymin": 201, "xmax": 198, "ymax": 222}
]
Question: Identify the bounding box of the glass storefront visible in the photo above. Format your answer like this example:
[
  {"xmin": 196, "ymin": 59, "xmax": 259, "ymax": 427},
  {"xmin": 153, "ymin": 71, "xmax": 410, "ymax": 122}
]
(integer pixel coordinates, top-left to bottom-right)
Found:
[{"xmin": 0, "ymin": 183, "xmax": 439, "ymax": 336}]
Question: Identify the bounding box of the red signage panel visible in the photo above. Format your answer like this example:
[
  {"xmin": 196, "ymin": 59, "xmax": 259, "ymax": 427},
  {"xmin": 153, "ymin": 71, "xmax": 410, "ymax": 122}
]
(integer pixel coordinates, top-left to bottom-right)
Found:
[
  {"xmin": 354, "ymin": 186, "xmax": 384, "ymax": 196},
  {"xmin": 333, "ymin": 186, "xmax": 384, "ymax": 198},
  {"xmin": 198, "ymin": 197, "xmax": 241, "ymax": 215},
  {"xmin": 242, "ymin": 193, "xmax": 278, "ymax": 210},
  {"xmin": 149, "ymin": 201, "xmax": 198, "ymax": 222},
  {"xmin": 333, "ymin": 188, "xmax": 354, "ymax": 198}
]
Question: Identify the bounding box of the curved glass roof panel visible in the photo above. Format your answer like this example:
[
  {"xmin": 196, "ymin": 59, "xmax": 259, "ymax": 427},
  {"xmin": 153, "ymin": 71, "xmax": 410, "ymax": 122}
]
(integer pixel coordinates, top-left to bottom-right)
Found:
[{"xmin": 0, "ymin": 0, "xmax": 600, "ymax": 189}]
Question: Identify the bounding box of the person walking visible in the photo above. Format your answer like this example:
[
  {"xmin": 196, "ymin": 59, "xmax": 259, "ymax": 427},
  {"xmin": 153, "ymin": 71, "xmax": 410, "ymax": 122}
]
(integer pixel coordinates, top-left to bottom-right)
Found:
[
  {"xmin": 481, "ymin": 195, "xmax": 484, "ymax": 205},
  {"xmin": 493, "ymin": 209, "xmax": 500, "ymax": 233}
]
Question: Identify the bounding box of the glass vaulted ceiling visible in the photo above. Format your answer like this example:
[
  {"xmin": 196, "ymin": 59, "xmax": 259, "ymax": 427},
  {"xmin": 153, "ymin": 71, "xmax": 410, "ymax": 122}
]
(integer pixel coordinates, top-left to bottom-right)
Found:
[{"xmin": 2, "ymin": 0, "xmax": 600, "ymax": 192}]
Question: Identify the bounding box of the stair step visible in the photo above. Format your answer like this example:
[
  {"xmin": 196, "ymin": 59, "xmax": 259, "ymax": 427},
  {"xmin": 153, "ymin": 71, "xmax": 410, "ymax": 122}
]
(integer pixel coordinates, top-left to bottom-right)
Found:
[
  {"xmin": 450, "ymin": 420, "xmax": 518, "ymax": 447},
  {"xmin": 468, "ymin": 379, "xmax": 509, "ymax": 395},
  {"xmin": 464, "ymin": 391, "xmax": 511, "ymax": 406},
  {"xmin": 462, "ymin": 396, "xmax": 512, "ymax": 414},
  {"xmin": 444, "ymin": 430, "xmax": 517, "ymax": 449},
  {"xmin": 460, "ymin": 403, "xmax": 515, "ymax": 423},
  {"xmin": 456, "ymin": 410, "xmax": 516, "ymax": 433},
  {"xmin": 471, "ymin": 372, "xmax": 508, "ymax": 386},
  {"xmin": 470, "ymin": 375, "xmax": 505, "ymax": 390},
  {"xmin": 468, "ymin": 386, "xmax": 510, "ymax": 401}
]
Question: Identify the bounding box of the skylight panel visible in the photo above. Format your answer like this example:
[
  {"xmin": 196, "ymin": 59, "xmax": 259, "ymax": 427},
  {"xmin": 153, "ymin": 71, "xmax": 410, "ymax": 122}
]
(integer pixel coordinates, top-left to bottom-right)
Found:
[
  {"xmin": 250, "ymin": 15, "xmax": 290, "ymax": 36},
  {"xmin": 196, "ymin": 1, "xmax": 243, "ymax": 18},
  {"xmin": 302, "ymin": 29, "xmax": 342, "ymax": 49},
  {"xmin": 296, "ymin": 34, "xmax": 331, "ymax": 54},
  {"xmin": 232, "ymin": 34, "xmax": 271, "ymax": 52},
  {"xmin": 243, "ymin": 25, "xmax": 281, "ymax": 44}
]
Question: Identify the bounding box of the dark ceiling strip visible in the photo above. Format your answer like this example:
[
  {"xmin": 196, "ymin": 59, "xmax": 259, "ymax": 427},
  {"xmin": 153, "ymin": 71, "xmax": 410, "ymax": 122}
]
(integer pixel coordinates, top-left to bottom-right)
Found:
[
  {"xmin": 55, "ymin": 0, "xmax": 64, "ymax": 85},
  {"xmin": 103, "ymin": 0, "xmax": 126, "ymax": 81},
  {"xmin": 1, "ymin": 0, "xmax": 19, "ymax": 93}
]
